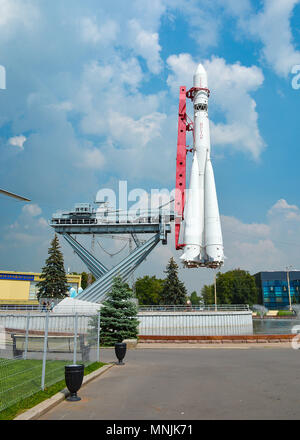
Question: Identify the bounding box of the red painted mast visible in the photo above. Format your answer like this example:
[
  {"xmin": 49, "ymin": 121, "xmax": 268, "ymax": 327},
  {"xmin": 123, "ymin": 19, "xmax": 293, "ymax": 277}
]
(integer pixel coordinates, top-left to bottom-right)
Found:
[{"xmin": 175, "ymin": 86, "xmax": 194, "ymax": 250}]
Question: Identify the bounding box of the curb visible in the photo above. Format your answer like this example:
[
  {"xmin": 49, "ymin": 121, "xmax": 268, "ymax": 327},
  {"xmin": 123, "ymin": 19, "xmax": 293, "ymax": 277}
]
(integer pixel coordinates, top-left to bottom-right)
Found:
[
  {"xmin": 138, "ymin": 334, "xmax": 294, "ymax": 343},
  {"xmin": 137, "ymin": 342, "xmax": 292, "ymax": 349},
  {"xmin": 14, "ymin": 363, "xmax": 114, "ymax": 421}
]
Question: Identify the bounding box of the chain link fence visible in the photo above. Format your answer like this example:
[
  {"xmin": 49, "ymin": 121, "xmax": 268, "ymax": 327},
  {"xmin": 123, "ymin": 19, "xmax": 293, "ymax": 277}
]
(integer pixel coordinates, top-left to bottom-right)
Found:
[{"xmin": 0, "ymin": 310, "xmax": 101, "ymax": 412}]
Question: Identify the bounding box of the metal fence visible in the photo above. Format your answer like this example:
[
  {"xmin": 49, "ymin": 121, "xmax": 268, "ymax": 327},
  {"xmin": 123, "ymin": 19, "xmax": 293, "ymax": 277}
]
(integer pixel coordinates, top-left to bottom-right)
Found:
[
  {"xmin": 139, "ymin": 304, "xmax": 250, "ymax": 312},
  {"xmin": 0, "ymin": 311, "xmax": 100, "ymax": 412},
  {"xmin": 138, "ymin": 310, "xmax": 253, "ymax": 336}
]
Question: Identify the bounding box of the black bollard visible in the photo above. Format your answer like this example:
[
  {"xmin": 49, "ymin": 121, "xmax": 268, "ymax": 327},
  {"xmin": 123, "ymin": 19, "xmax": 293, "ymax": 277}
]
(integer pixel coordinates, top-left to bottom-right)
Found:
[
  {"xmin": 115, "ymin": 343, "xmax": 127, "ymax": 365},
  {"xmin": 65, "ymin": 364, "xmax": 84, "ymax": 401}
]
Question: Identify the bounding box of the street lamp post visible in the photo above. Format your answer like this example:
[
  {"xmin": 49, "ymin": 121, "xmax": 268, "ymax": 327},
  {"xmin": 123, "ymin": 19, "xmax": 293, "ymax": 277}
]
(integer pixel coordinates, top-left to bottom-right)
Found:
[
  {"xmin": 286, "ymin": 266, "xmax": 293, "ymax": 312},
  {"xmin": 214, "ymin": 272, "xmax": 217, "ymax": 311}
]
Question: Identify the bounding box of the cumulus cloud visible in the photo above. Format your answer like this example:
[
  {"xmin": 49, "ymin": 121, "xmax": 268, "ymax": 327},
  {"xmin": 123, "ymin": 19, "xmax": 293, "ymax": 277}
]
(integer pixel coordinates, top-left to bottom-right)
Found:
[
  {"xmin": 268, "ymin": 198, "xmax": 299, "ymax": 214},
  {"xmin": 8, "ymin": 135, "xmax": 27, "ymax": 150},
  {"xmin": 80, "ymin": 16, "xmax": 119, "ymax": 45},
  {"xmin": 223, "ymin": 0, "xmax": 300, "ymax": 78},
  {"xmin": 167, "ymin": 54, "xmax": 265, "ymax": 159},
  {"xmin": 248, "ymin": 0, "xmax": 300, "ymax": 77},
  {"xmin": 78, "ymin": 148, "xmax": 106, "ymax": 170},
  {"xmin": 72, "ymin": 58, "xmax": 167, "ymax": 155},
  {"xmin": 220, "ymin": 198, "xmax": 300, "ymax": 274},
  {"xmin": 5, "ymin": 204, "xmax": 49, "ymax": 249},
  {"xmin": 127, "ymin": 19, "xmax": 162, "ymax": 74},
  {"xmin": 22, "ymin": 203, "xmax": 42, "ymax": 217},
  {"xmin": 268, "ymin": 198, "xmax": 300, "ymax": 222},
  {"xmin": 0, "ymin": 0, "xmax": 39, "ymax": 30}
]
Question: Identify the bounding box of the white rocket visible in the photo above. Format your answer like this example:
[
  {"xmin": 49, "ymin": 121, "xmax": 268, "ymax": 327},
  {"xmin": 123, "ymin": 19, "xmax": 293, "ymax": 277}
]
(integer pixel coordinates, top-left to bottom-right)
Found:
[{"xmin": 180, "ymin": 64, "xmax": 224, "ymax": 269}]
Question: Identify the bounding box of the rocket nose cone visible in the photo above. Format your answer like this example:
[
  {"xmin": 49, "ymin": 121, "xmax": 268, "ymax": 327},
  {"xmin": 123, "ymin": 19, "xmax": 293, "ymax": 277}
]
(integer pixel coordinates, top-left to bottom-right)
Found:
[
  {"xmin": 195, "ymin": 63, "xmax": 206, "ymax": 75},
  {"xmin": 193, "ymin": 63, "xmax": 208, "ymax": 88}
]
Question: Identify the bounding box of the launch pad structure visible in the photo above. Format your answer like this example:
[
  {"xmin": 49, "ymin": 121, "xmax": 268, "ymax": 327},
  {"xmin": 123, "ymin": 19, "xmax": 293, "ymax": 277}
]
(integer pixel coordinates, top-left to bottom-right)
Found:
[
  {"xmin": 50, "ymin": 203, "xmax": 174, "ymax": 303},
  {"xmin": 50, "ymin": 63, "xmax": 224, "ymax": 303}
]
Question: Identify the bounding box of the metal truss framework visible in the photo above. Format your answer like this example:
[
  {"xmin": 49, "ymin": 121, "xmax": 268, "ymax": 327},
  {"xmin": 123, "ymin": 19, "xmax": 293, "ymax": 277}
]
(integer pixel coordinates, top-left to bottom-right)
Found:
[
  {"xmin": 51, "ymin": 212, "xmax": 172, "ymax": 303},
  {"xmin": 76, "ymin": 233, "xmax": 161, "ymax": 303},
  {"xmin": 61, "ymin": 232, "xmax": 161, "ymax": 303}
]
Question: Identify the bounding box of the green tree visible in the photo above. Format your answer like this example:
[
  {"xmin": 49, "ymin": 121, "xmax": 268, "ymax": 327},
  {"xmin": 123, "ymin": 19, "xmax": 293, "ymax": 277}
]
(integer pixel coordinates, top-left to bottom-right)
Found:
[
  {"xmin": 189, "ymin": 291, "xmax": 200, "ymax": 305},
  {"xmin": 201, "ymin": 284, "xmax": 215, "ymax": 305},
  {"xmin": 100, "ymin": 276, "xmax": 140, "ymax": 346},
  {"xmin": 81, "ymin": 272, "xmax": 96, "ymax": 290},
  {"xmin": 201, "ymin": 269, "xmax": 258, "ymax": 305},
  {"xmin": 135, "ymin": 275, "xmax": 165, "ymax": 305},
  {"xmin": 161, "ymin": 257, "xmax": 187, "ymax": 305},
  {"xmin": 37, "ymin": 235, "xmax": 69, "ymax": 300},
  {"xmin": 71, "ymin": 272, "xmax": 96, "ymax": 290}
]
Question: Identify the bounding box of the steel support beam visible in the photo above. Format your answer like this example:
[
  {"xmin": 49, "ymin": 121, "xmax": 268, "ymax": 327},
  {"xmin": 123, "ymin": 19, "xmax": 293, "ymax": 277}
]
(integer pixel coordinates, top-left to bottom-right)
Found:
[
  {"xmin": 62, "ymin": 233, "xmax": 108, "ymax": 278},
  {"xmin": 77, "ymin": 233, "xmax": 160, "ymax": 303}
]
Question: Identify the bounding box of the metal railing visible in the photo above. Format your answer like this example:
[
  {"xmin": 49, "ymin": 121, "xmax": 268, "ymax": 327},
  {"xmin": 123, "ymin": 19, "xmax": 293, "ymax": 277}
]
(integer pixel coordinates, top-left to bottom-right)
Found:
[
  {"xmin": 0, "ymin": 303, "xmax": 250, "ymax": 313},
  {"xmin": 0, "ymin": 311, "xmax": 101, "ymax": 413},
  {"xmin": 138, "ymin": 304, "xmax": 250, "ymax": 312}
]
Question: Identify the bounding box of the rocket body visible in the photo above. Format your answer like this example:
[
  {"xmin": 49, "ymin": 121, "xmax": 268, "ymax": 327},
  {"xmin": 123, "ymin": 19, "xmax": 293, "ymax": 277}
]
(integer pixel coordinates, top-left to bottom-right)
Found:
[{"xmin": 180, "ymin": 64, "xmax": 224, "ymax": 269}]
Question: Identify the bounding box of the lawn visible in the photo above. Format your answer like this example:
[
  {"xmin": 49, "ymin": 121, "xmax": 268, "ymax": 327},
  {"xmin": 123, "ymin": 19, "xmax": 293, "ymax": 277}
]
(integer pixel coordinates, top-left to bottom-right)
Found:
[
  {"xmin": 277, "ymin": 310, "xmax": 295, "ymax": 316},
  {"xmin": 0, "ymin": 359, "xmax": 105, "ymax": 420}
]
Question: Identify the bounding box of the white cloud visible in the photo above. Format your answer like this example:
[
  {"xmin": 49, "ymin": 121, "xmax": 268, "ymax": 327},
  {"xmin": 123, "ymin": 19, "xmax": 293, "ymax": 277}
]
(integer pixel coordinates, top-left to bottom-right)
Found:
[
  {"xmin": 269, "ymin": 198, "xmax": 299, "ymax": 214},
  {"xmin": 222, "ymin": 215, "xmax": 270, "ymax": 238},
  {"xmin": 249, "ymin": 0, "xmax": 300, "ymax": 77},
  {"xmin": 80, "ymin": 16, "xmax": 119, "ymax": 45},
  {"xmin": 127, "ymin": 19, "xmax": 162, "ymax": 74},
  {"xmin": 37, "ymin": 217, "xmax": 49, "ymax": 228},
  {"xmin": 72, "ymin": 58, "xmax": 167, "ymax": 152},
  {"xmin": 107, "ymin": 111, "xmax": 166, "ymax": 149},
  {"xmin": 0, "ymin": 0, "xmax": 39, "ymax": 31},
  {"xmin": 268, "ymin": 198, "xmax": 300, "ymax": 221},
  {"xmin": 22, "ymin": 204, "xmax": 42, "ymax": 217},
  {"xmin": 8, "ymin": 135, "xmax": 27, "ymax": 150},
  {"xmin": 220, "ymin": 198, "xmax": 300, "ymax": 274},
  {"xmin": 78, "ymin": 148, "xmax": 106, "ymax": 170},
  {"xmin": 224, "ymin": 0, "xmax": 300, "ymax": 78},
  {"xmin": 167, "ymin": 54, "xmax": 265, "ymax": 159}
]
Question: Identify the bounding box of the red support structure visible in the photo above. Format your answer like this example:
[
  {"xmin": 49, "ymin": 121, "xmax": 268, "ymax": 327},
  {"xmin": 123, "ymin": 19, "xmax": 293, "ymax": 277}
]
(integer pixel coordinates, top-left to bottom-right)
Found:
[
  {"xmin": 175, "ymin": 86, "xmax": 188, "ymax": 250},
  {"xmin": 175, "ymin": 86, "xmax": 195, "ymax": 250}
]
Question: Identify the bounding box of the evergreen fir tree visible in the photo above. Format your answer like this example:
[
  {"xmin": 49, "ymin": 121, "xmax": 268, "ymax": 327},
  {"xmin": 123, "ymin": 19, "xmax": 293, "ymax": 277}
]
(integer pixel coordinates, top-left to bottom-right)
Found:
[
  {"xmin": 161, "ymin": 257, "xmax": 187, "ymax": 305},
  {"xmin": 100, "ymin": 276, "xmax": 139, "ymax": 346},
  {"xmin": 37, "ymin": 235, "xmax": 69, "ymax": 300}
]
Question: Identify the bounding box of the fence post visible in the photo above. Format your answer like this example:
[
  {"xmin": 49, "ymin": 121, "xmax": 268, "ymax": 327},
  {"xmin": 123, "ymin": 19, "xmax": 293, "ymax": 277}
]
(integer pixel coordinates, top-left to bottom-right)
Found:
[
  {"xmin": 23, "ymin": 313, "xmax": 30, "ymax": 360},
  {"xmin": 41, "ymin": 312, "xmax": 49, "ymax": 391},
  {"xmin": 73, "ymin": 313, "xmax": 78, "ymax": 365},
  {"xmin": 97, "ymin": 312, "xmax": 100, "ymax": 363}
]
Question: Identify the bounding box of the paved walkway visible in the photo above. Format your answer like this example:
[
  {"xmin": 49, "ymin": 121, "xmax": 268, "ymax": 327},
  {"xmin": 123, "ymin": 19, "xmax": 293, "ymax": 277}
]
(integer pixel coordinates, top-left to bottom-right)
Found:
[{"xmin": 39, "ymin": 346, "xmax": 300, "ymax": 420}]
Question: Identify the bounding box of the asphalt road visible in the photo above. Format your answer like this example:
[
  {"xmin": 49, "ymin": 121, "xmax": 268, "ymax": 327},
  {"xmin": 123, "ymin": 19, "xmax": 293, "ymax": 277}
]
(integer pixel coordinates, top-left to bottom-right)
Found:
[{"xmin": 39, "ymin": 346, "xmax": 300, "ymax": 420}]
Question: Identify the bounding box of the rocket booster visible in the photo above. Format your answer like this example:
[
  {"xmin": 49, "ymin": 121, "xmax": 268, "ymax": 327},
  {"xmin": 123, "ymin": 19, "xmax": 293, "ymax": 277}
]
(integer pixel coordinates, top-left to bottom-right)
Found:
[{"xmin": 180, "ymin": 64, "xmax": 224, "ymax": 269}]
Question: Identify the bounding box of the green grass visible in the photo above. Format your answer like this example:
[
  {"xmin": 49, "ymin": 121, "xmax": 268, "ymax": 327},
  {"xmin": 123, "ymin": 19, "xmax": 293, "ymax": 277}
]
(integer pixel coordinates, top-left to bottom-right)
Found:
[
  {"xmin": 277, "ymin": 310, "xmax": 295, "ymax": 316},
  {"xmin": 0, "ymin": 361, "xmax": 105, "ymax": 420}
]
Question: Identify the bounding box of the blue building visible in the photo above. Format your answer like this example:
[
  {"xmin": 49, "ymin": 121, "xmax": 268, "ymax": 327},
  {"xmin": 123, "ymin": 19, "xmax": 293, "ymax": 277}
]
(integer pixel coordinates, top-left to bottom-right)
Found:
[{"xmin": 254, "ymin": 271, "xmax": 300, "ymax": 310}]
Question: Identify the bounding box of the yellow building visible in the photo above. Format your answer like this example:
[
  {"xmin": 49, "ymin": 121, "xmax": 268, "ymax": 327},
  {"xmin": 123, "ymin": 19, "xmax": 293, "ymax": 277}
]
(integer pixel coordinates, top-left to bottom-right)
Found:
[{"xmin": 0, "ymin": 270, "xmax": 82, "ymax": 305}]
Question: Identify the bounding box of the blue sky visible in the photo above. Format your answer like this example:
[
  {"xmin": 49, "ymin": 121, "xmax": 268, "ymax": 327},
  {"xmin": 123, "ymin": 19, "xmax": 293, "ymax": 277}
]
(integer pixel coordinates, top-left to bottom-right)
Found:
[{"xmin": 1, "ymin": 0, "xmax": 300, "ymax": 294}]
